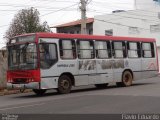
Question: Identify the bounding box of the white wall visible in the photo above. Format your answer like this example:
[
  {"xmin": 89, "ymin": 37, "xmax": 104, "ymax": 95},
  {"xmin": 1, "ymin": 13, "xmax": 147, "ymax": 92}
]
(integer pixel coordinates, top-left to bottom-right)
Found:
[
  {"xmin": 93, "ymin": 10, "xmax": 160, "ymax": 46},
  {"xmin": 135, "ymin": 0, "xmax": 159, "ymax": 9}
]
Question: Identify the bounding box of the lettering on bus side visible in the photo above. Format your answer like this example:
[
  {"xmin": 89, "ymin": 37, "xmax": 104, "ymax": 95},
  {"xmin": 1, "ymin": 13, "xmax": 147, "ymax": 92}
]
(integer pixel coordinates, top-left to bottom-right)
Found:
[{"xmin": 57, "ymin": 64, "xmax": 75, "ymax": 68}]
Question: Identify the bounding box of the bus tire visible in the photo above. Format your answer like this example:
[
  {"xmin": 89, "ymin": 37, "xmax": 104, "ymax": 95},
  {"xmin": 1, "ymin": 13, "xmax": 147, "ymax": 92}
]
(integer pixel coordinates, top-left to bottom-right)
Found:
[
  {"xmin": 116, "ymin": 71, "xmax": 133, "ymax": 87},
  {"xmin": 57, "ymin": 75, "xmax": 72, "ymax": 94},
  {"xmin": 32, "ymin": 89, "xmax": 46, "ymax": 96},
  {"xmin": 95, "ymin": 83, "xmax": 108, "ymax": 89}
]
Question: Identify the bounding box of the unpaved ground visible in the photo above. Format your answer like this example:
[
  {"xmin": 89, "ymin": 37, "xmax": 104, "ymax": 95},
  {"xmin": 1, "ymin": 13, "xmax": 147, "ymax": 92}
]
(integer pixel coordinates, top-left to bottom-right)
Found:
[{"xmin": 0, "ymin": 89, "xmax": 32, "ymax": 96}]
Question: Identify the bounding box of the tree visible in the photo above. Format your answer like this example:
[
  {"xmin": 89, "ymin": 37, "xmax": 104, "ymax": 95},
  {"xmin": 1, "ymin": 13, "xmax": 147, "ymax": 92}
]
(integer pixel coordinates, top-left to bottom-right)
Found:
[{"xmin": 5, "ymin": 7, "xmax": 51, "ymax": 40}]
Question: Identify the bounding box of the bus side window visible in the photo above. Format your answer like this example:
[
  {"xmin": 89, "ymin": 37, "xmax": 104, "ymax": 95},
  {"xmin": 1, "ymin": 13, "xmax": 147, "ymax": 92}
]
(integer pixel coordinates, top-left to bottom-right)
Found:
[
  {"xmin": 59, "ymin": 39, "xmax": 76, "ymax": 59},
  {"xmin": 142, "ymin": 42, "xmax": 155, "ymax": 58},
  {"xmin": 112, "ymin": 41, "xmax": 126, "ymax": 58},
  {"xmin": 127, "ymin": 42, "xmax": 141, "ymax": 58},
  {"xmin": 39, "ymin": 43, "xmax": 58, "ymax": 69},
  {"xmin": 77, "ymin": 40, "xmax": 95, "ymax": 59},
  {"xmin": 95, "ymin": 41, "xmax": 111, "ymax": 59}
]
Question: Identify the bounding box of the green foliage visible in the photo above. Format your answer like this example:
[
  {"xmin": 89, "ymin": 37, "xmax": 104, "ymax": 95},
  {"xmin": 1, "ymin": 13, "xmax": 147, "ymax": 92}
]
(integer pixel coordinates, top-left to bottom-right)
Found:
[{"xmin": 5, "ymin": 7, "xmax": 51, "ymax": 40}]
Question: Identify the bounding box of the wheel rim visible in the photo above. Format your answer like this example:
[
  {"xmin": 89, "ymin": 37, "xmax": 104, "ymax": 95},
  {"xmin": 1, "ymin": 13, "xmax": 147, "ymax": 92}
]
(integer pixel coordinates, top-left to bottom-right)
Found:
[
  {"xmin": 123, "ymin": 72, "xmax": 132, "ymax": 86},
  {"xmin": 60, "ymin": 79, "xmax": 70, "ymax": 90},
  {"xmin": 124, "ymin": 74, "xmax": 130, "ymax": 83}
]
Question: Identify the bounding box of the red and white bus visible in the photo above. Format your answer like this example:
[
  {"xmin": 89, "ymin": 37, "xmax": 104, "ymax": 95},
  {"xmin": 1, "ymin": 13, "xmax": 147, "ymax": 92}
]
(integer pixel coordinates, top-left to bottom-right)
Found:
[{"xmin": 7, "ymin": 33, "xmax": 159, "ymax": 95}]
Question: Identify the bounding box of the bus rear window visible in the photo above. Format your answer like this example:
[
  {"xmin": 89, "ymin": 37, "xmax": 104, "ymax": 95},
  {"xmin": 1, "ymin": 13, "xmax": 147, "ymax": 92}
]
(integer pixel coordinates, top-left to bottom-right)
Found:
[
  {"xmin": 142, "ymin": 42, "xmax": 155, "ymax": 58},
  {"xmin": 127, "ymin": 42, "xmax": 141, "ymax": 58}
]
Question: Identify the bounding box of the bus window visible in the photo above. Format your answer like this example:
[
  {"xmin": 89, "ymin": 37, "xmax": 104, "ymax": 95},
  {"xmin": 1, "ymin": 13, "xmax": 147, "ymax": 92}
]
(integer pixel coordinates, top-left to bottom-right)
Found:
[
  {"xmin": 95, "ymin": 41, "xmax": 111, "ymax": 59},
  {"xmin": 59, "ymin": 39, "xmax": 76, "ymax": 59},
  {"xmin": 128, "ymin": 42, "xmax": 141, "ymax": 58},
  {"xmin": 112, "ymin": 41, "xmax": 126, "ymax": 58},
  {"xmin": 77, "ymin": 40, "xmax": 95, "ymax": 59},
  {"xmin": 142, "ymin": 42, "xmax": 155, "ymax": 58},
  {"xmin": 39, "ymin": 43, "xmax": 58, "ymax": 69}
]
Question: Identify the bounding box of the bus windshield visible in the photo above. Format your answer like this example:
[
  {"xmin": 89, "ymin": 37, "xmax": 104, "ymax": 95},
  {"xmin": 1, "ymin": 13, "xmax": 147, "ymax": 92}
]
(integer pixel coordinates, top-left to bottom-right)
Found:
[{"xmin": 8, "ymin": 43, "xmax": 37, "ymax": 70}]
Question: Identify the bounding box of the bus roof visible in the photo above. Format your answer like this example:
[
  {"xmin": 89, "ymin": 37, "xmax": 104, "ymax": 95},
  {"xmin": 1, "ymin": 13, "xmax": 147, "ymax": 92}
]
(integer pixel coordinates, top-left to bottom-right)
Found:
[{"xmin": 13, "ymin": 32, "xmax": 156, "ymax": 42}]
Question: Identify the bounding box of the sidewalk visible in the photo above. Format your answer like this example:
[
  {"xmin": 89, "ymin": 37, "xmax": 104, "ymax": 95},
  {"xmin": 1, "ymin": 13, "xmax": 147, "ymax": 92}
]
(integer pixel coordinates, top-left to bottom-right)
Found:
[{"xmin": 0, "ymin": 89, "xmax": 32, "ymax": 96}]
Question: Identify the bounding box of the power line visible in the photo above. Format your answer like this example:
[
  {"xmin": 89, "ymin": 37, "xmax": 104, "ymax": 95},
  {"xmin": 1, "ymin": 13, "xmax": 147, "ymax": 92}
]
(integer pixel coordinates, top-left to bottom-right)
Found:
[
  {"xmin": 92, "ymin": 1, "xmax": 133, "ymax": 4},
  {"xmin": 94, "ymin": 18, "xmax": 150, "ymax": 31},
  {"xmin": 32, "ymin": 0, "xmax": 78, "ymax": 3},
  {"xmin": 126, "ymin": 11, "xmax": 158, "ymax": 18},
  {"xmin": 91, "ymin": 1, "xmax": 134, "ymax": 9},
  {"xmin": 89, "ymin": 3, "xmax": 158, "ymax": 18},
  {"xmin": 0, "ymin": 24, "xmax": 9, "ymax": 28},
  {"xmin": 89, "ymin": 9, "xmax": 160, "ymax": 23},
  {"xmin": 136, "ymin": 9, "xmax": 160, "ymax": 13},
  {"xmin": 0, "ymin": 3, "xmax": 79, "ymax": 28},
  {"xmin": 0, "ymin": 3, "xmax": 77, "ymax": 10},
  {"xmin": 0, "ymin": 8, "xmax": 78, "ymax": 12},
  {"xmin": 41, "ymin": 3, "xmax": 78, "ymax": 17}
]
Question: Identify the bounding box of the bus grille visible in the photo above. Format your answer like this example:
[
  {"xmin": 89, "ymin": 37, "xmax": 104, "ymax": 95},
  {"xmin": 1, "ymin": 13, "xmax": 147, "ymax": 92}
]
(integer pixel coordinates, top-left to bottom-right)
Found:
[{"xmin": 13, "ymin": 78, "xmax": 27, "ymax": 84}]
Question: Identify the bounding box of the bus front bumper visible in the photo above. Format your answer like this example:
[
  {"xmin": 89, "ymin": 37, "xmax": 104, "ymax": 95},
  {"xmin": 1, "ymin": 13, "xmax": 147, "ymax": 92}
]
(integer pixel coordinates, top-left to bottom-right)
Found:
[{"xmin": 7, "ymin": 82, "xmax": 40, "ymax": 90}]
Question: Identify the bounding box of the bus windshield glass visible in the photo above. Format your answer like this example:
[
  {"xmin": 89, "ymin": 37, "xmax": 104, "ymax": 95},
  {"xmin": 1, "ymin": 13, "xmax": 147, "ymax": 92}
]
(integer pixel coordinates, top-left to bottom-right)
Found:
[{"xmin": 8, "ymin": 43, "xmax": 37, "ymax": 70}]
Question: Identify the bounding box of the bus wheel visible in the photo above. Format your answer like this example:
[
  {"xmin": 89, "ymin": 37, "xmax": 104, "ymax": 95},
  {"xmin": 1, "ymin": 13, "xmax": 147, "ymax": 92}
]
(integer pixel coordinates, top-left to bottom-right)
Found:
[
  {"xmin": 95, "ymin": 83, "xmax": 108, "ymax": 89},
  {"xmin": 57, "ymin": 75, "xmax": 72, "ymax": 94},
  {"xmin": 117, "ymin": 71, "xmax": 133, "ymax": 87},
  {"xmin": 32, "ymin": 89, "xmax": 46, "ymax": 96}
]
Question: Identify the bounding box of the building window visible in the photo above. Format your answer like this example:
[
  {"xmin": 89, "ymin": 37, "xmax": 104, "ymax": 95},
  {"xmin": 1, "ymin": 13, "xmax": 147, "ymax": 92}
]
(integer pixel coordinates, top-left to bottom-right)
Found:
[
  {"xmin": 150, "ymin": 24, "xmax": 160, "ymax": 33},
  {"xmin": 105, "ymin": 29, "xmax": 113, "ymax": 36},
  {"xmin": 129, "ymin": 27, "xmax": 140, "ymax": 34},
  {"xmin": 142, "ymin": 42, "xmax": 155, "ymax": 58},
  {"xmin": 77, "ymin": 40, "xmax": 95, "ymax": 59},
  {"xmin": 127, "ymin": 42, "xmax": 141, "ymax": 58},
  {"xmin": 59, "ymin": 39, "xmax": 76, "ymax": 59},
  {"xmin": 95, "ymin": 41, "xmax": 111, "ymax": 59}
]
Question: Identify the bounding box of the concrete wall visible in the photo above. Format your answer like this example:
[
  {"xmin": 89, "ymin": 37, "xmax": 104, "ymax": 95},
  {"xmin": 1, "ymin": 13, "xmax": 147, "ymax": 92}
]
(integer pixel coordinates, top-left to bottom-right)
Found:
[
  {"xmin": 0, "ymin": 50, "xmax": 7, "ymax": 89},
  {"xmin": 93, "ymin": 10, "xmax": 160, "ymax": 44},
  {"xmin": 135, "ymin": 0, "xmax": 160, "ymax": 9}
]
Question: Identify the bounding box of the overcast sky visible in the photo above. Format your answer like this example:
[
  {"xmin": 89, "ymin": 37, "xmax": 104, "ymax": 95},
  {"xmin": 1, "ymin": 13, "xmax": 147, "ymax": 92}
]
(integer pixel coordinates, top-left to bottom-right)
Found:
[{"xmin": 0, "ymin": 0, "xmax": 134, "ymax": 48}]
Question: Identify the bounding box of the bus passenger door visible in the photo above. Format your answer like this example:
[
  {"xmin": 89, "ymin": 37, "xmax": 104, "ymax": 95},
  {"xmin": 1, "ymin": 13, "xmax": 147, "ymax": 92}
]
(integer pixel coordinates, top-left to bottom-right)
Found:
[
  {"xmin": 76, "ymin": 40, "xmax": 97, "ymax": 86},
  {"xmin": 127, "ymin": 42, "xmax": 142, "ymax": 80},
  {"xmin": 141, "ymin": 42, "xmax": 158, "ymax": 78},
  {"xmin": 95, "ymin": 41, "xmax": 113, "ymax": 84},
  {"xmin": 78, "ymin": 60, "xmax": 97, "ymax": 85},
  {"xmin": 112, "ymin": 41, "xmax": 126, "ymax": 82}
]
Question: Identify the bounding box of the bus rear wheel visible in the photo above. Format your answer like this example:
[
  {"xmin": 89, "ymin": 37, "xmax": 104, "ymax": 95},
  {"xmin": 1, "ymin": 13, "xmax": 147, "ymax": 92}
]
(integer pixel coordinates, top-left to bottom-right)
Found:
[
  {"xmin": 116, "ymin": 71, "xmax": 133, "ymax": 87},
  {"xmin": 57, "ymin": 75, "xmax": 72, "ymax": 94},
  {"xmin": 32, "ymin": 89, "xmax": 47, "ymax": 96},
  {"xmin": 95, "ymin": 83, "xmax": 108, "ymax": 89}
]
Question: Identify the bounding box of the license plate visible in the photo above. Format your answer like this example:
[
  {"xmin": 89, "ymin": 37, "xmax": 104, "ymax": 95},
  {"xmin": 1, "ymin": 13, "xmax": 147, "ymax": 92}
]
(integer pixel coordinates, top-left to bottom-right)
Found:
[{"xmin": 15, "ymin": 84, "xmax": 24, "ymax": 89}]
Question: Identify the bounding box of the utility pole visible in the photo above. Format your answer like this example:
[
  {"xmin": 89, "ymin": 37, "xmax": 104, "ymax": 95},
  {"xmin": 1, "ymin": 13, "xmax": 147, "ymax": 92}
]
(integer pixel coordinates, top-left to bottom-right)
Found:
[
  {"xmin": 134, "ymin": 0, "xmax": 137, "ymax": 10},
  {"xmin": 80, "ymin": 0, "xmax": 87, "ymax": 34}
]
